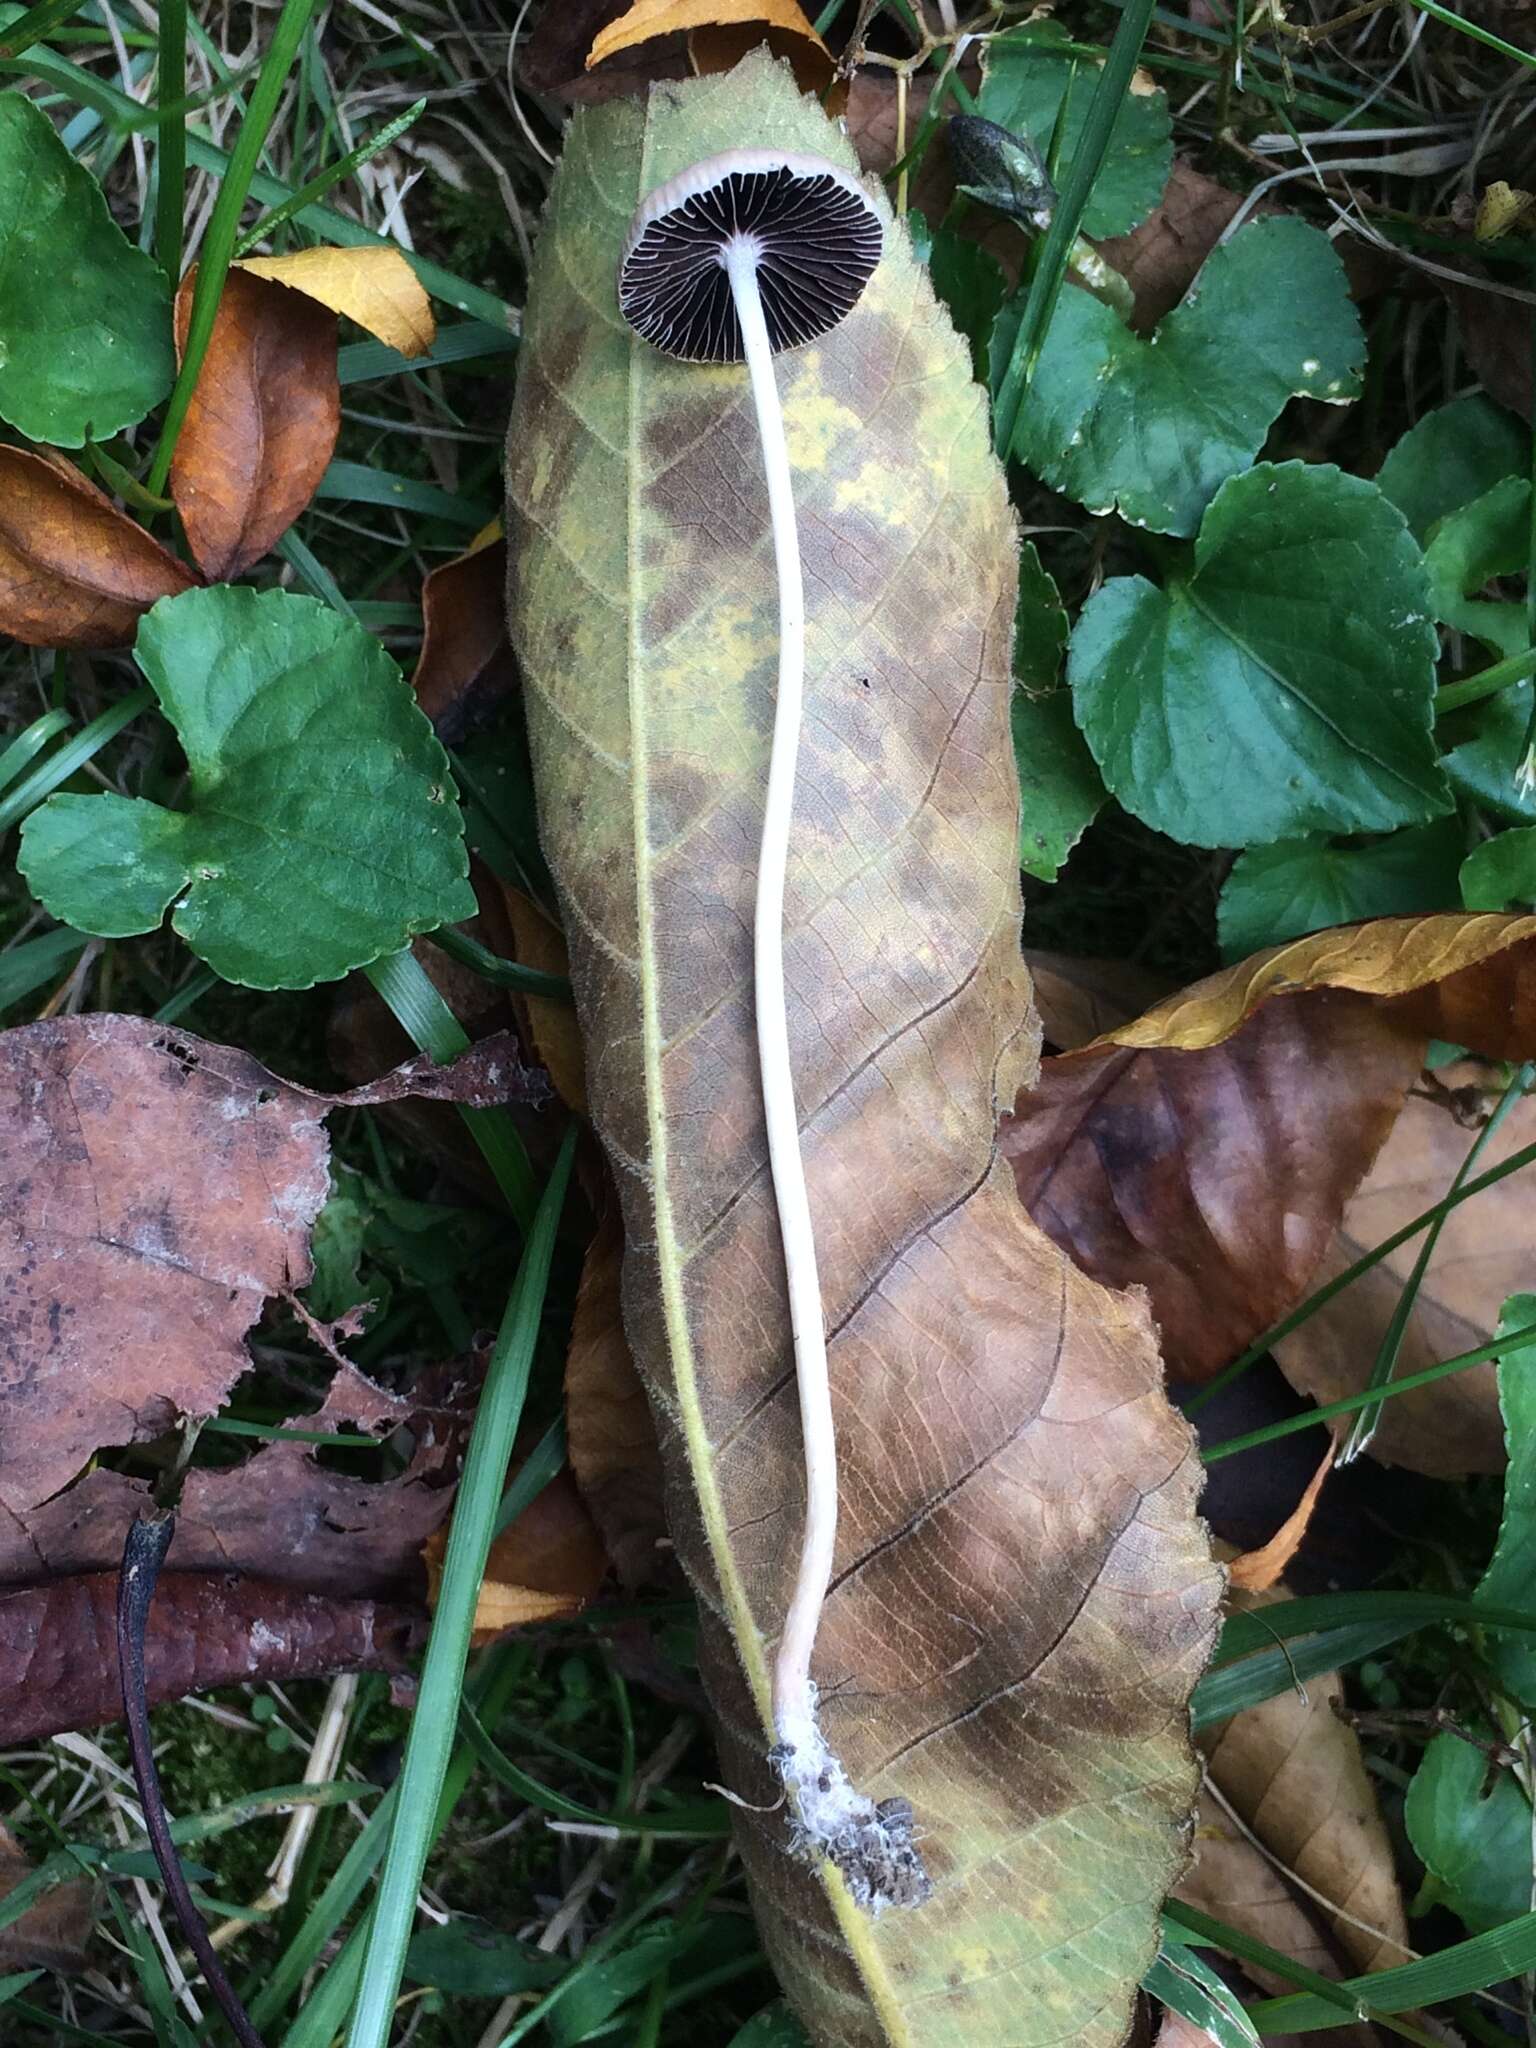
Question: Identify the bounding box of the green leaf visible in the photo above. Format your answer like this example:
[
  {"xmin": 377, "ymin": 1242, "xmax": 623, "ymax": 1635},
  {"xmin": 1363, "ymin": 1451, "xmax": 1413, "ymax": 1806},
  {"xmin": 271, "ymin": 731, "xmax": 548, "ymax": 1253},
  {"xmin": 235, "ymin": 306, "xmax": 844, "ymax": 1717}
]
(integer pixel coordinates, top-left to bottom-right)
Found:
[
  {"xmin": 1376, "ymin": 393, "xmax": 1530, "ymax": 544},
  {"xmin": 1443, "ymin": 682, "xmax": 1536, "ymax": 824},
  {"xmin": 1144, "ymin": 1934, "xmax": 1261, "ymax": 2048},
  {"xmin": 1473, "ymin": 1291, "xmax": 1536, "ymax": 1702},
  {"xmin": 1404, "ymin": 1731, "xmax": 1534, "ymax": 1934},
  {"xmin": 1005, "ymin": 219, "xmax": 1364, "ymax": 536},
  {"xmin": 1462, "ymin": 826, "xmax": 1536, "ymax": 910},
  {"xmin": 546, "ymin": 1930, "xmax": 701, "ymax": 2046},
  {"xmin": 1423, "ymin": 476, "xmax": 1531, "ymax": 660},
  {"xmin": 404, "ymin": 1919, "xmax": 560, "ymax": 1997},
  {"xmin": 1012, "ymin": 542, "xmax": 1102, "ymax": 879},
  {"xmin": 977, "ymin": 20, "xmax": 1172, "ymax": 239},
  {"xmin": 925, "ymin": 225, "xmax": 1007, "ymax": 383},
  {"xmin": 18, "ymin": 587, "xmax": 474, "ymax": 989},
  {"xmin": 0, "ymin": 94, "xmax": 173, "ymax": 445},
  {"xmin": 1068, "ymin": 462, "xmax": 1449, "ymax": 847},
  {"xmin": 726, "ymin": 2007, "xmax": 813, "ymax": 2048},
  {"xmin": 1217, "ymin": 819, "xmax": 1465, "ymax": 958}
]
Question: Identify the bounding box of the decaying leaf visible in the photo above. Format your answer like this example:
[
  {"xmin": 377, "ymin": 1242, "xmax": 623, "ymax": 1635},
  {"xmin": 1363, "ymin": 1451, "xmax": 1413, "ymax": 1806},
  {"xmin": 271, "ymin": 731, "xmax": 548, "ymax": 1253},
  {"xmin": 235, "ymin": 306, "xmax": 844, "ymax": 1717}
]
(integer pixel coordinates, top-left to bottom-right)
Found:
[
  {"xmin": 565, "ymin": 1206, "xmax": 668, "ymax": 1588},
  {"xmin": 0, "ymin": 446, "xmax": 194, "ymax": 649},
  {"xmin": 424, "ymin": 1462, "xmax": 607, "ymax": 1646},
  {"xmin": 1024, "ymin": 949, "xmax": 1172, "ymax": 1053},
  {"xmin": 413, "ymin": 526, "xmax": 516, "ymax": 739},
  {"xmin": 499, "ymin": 884, "xmax": 586, "ymax": 1113},
  {"xmin": 1003, "ymin": 914, "xmax": 1536, "ymax": 1383},
  {"xmin": 1226, "ymin": 1435, "xmax": 1335, "ymax": 1594},
  {"xmin": 1273, "ymin": 1064, "xmax": 1536, "ymax": 1477},
  {"xmin": 0, "ymin": 1821, "xmax": 92, "ymax": 1973},
  {"xmin": 507, "ymin": 55, "xmax": 1219, "ymax": 2044},
  {"xmin": 0, "ymin": 1015, "xmax": 535, "ymax": 1607},
  {"xmin": 238, "ymin": 245, "xmax": 435, "ymax": 358},
  {"xmin": 0, "ymin": 1567, "xmax": 423, "ymax": 1744},
  {"xmin": 171, "ymin": 266, "xmax": 340, "ymax": 582}
]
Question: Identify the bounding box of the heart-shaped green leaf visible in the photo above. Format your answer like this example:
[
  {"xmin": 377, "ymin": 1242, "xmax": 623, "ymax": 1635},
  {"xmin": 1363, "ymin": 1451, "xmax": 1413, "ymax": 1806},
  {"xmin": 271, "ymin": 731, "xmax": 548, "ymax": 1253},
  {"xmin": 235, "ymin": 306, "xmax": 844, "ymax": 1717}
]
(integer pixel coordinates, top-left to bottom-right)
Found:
[
  {"xmin": 1012, "ymin": 543, "xmax": 1103, "ymax": 879},
  {"xmin": 1376, "ymin": 392, "xmax": 1529, "ymax": 544},
  {"xmin": 1004, "ymin": 219, "xmax": 1364, "ymax": 536},
  {"xmin": 1462, "ymin": 826, "xmax": 1536, "ymax": 911},
  {"xmin": 19, "ymin": 586, "xmax": 474, "ymax": 988},
  {"xmin": 1444, "ymin": 683, "xmax": 1536, "ymax": 824},
  {"xmin": 1217, "ymin": 819, "xmax": 1466, "ymax": 959},
  {"xmin": 1423, "ymin": 477, "xmax": 1531, "ymax": 660},
  {"xmin": 0, "ymin": 94, "xmax": 173, "ymax": 446},
  {"xmin": 977, "ymin": 19, "xmax": 1171, "ymax": 238},
  {"xmin": 1068, "ymin": 462, "xmax": 1449, "ymax": 847}
]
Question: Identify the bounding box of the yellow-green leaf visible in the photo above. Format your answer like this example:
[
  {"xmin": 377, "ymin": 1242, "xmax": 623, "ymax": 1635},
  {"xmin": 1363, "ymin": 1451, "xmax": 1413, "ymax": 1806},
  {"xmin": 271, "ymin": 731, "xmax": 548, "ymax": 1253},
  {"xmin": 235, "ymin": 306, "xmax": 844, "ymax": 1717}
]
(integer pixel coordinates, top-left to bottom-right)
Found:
[{"xmin": 506, "ymin": 53, "xmax": 1218, "ymax": 2047}]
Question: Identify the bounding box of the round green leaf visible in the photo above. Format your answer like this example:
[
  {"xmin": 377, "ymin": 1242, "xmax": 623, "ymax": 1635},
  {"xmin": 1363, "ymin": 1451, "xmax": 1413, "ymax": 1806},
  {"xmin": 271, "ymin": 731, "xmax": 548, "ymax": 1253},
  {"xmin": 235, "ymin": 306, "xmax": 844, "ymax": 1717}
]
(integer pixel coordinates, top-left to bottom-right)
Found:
[
  {"xmin": 1008, "ymin": 218, "xmax": 1364, "ymax": 536},
  {"xmin": 1376, "ymin": 393, "xmax": 1529, "ymax": 545},
  {"xmin": 977, "ymin": 20, "xmax": 1171, "ymax": 240},
  {"xmin": 1068, "ymin": 462, "xmax": 1449, "ymax": 848},
  {"xmin": 1461, "ymin": 825, "xmax": 1536, "ymax": 911},
  {"xmin": 1423, "ymin": 477, "xmax": 1531, "ymax": 660},
  {"xmin": 1217, "ymin": 819, "xmax": 1465, "ymax": 960},
  {"xmin": 0, "ymin": 94, "xmax": 173, "ymax": 446},
  {"xmin": 19, "ymin": 586, "xmax": 475, "ymax": 988}
]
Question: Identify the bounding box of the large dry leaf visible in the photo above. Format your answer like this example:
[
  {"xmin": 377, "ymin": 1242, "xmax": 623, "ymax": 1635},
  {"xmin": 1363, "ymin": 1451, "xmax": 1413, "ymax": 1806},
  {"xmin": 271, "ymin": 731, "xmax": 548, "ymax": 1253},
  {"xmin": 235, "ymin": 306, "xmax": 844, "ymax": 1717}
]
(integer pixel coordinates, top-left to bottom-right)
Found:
[
  {"xmin": 238, "ymin": 246, "xmax": 434, "ymax": 358},
  {"xmin": 1273, "ymin": 1063, "xmax": 1535, "ymax": 1476},
  {"xmin": 506, "ymin": 55, "xmax": 1219, "ymax": 2047},
  {"xmin": 0, "ymin": 1016, "xmax": 533, "ymax": 1590},
  {"xmin": 1004, "ymin": 915, "xmax": 1536, "ymax": 1382},
  {"xmin": 0, "ymin": 446, "xmax": 194, "ymax": 648},
  {"xmin": 171, "ymin": 266, "xmax": 340, "ymax": 581}
]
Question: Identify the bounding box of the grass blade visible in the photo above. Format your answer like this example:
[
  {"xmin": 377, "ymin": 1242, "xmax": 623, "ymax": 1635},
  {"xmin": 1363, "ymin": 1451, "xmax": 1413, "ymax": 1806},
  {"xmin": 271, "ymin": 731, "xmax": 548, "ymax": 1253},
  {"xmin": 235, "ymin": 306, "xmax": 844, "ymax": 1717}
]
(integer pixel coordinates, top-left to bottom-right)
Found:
[
  {"xmin": 340, "ymin": 1125, "xmax": 575, "ymax": 2048},
  {"xmin": 153, "ymin": 0, "xmax": 187, "ymax": 283},
  {"xmin": 231, "ymin": 99, "xmax": 426, "ymax": 257}
]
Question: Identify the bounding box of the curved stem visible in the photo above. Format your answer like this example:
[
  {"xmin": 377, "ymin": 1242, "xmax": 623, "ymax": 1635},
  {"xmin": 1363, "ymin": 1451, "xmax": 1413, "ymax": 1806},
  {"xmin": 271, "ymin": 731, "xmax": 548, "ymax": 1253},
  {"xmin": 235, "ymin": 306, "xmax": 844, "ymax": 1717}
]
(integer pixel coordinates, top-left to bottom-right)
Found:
[{"xmin": 724, "ymin": 240, "xmax": 834, "ymax": 1754}]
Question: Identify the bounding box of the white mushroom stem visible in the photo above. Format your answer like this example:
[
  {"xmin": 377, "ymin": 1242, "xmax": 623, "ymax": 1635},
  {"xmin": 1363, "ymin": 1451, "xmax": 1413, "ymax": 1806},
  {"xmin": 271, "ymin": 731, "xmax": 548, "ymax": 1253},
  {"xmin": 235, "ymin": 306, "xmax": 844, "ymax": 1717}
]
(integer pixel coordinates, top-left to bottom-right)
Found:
[{"xmin": 724, "ymin": 236, "xmax": 835, "ymax": 1764}]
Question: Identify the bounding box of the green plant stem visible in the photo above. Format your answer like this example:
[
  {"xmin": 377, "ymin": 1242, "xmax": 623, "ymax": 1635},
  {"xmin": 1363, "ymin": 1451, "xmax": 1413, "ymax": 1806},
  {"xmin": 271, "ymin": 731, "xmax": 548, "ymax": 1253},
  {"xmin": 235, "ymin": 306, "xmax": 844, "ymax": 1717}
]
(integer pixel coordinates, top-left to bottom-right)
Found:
[
  {"xmin": 146, "ymin": 0, "xmax": 322, "ymax": 495},
  {"xmin": 991, "ymin": 0, "xmax": 1157, "ymax": 458},
  {"xmin": 231, "ymin": 98, "xmax": 425, "ymax": 256},
  {"xmin": 1186, "ymin": 1134, "xmax": 1536, "ymax": 1414},
  {"xmin": 434, "ymin": 923, "xmax": 572, "ymax": 1001},
  {"xmin": 363, "ymin": 947, "xmax": 538, "ymax": 1229},
  {"xmin": 153, "ymin": 0, "xmax": 187, "ymax": 283},
  {"xmin": 1339, "ymin": 1062, "xmax": 1533, "ymax": 1461},
  {"xmin": 1435, "ymin": 644, "xmax": 1536, "ymax": 716},
  {"xmin": 342, "ymin": 1126, "xmax": 574, "ymax": 2048},
  {"xmin": 1203, "ymin": 1320, "xmax": 1536, "ymax": 1462}
]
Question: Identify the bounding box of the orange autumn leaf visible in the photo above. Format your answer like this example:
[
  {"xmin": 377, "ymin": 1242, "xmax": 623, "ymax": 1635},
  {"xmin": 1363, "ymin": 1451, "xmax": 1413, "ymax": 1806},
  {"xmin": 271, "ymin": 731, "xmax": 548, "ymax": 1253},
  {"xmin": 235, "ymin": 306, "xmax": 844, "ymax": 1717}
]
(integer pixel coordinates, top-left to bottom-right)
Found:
[
  {"xmin": 423, "ymin": 1465, "xmax": 606, "ymax": 1647},
  {"xmin": 238, "ymin": 245, "xmax": 434, "ymax": 359},
  {"xmin": 171, "ymin": 266, "xmax": 340, "ymax": 582},
  {"xmin": 0, "ymin": 447, "xmax": 194, "ymax": 649},
  {"xmin": 587, "ymin": 0, "xmax": 835, "ymax": 100},
  {"xmin": 1226, "ymin": 1434, "xmax": 1335, "ymax": 1593}
]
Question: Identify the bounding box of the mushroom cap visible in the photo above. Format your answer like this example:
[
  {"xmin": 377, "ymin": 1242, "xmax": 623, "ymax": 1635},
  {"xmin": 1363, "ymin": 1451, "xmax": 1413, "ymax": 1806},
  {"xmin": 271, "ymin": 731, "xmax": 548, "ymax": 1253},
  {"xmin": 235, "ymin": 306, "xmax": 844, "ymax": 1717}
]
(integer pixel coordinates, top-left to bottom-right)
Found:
[{"xmin": 618, "ymin": 148, "xmax": 883, "ymax": 364}]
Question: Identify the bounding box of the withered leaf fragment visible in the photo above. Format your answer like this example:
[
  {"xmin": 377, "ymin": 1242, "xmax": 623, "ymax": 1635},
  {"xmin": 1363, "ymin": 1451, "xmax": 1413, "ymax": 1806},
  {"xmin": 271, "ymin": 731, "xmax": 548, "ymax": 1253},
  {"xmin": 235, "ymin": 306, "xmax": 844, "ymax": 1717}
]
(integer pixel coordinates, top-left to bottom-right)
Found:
[
  {"xmin": 507, "ymin": 55, "xmax": 1219, "ymax": 2045},
  {"xmin": 171, "ymin": 266, "xmax": 341, "ymax": 582},
  {"xmin": 0, "ymin": 446, "xmax": 194, "ymax": 648},
  {"xmin": 1004, "ymin": 914, "xmax": 1536, "ymax": 1383}
]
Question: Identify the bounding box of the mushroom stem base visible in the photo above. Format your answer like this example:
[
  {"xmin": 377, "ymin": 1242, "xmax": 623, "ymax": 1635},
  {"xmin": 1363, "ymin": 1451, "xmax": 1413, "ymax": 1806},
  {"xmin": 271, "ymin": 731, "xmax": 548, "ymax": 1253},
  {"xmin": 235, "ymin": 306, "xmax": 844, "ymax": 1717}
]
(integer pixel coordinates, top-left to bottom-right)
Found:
[{"xmin": 768, "ymin": 1698, "xmax": 932, "ymax": 1915}]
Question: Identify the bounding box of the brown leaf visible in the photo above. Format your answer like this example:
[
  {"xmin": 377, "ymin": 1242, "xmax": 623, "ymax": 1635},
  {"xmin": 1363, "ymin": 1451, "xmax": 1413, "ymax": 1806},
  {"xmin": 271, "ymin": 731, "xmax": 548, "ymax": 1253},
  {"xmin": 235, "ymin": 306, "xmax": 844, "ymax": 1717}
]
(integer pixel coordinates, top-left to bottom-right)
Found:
[
  {"xmin": 522, "ymin": 0, "xmax": 691, "ymax": 103},
  {"xmin": 499, "ymin": 885, "xmax": 586, "ymax": 1113},
  {"xmin": 508, "ymin": 59, "xmax": 1221, "ymax": 2035},
  {"xmin": 1095, "ymin": 162, "xmax": 1251, "ymax": 329},
  {"xmin": 423, "ymin": 1462, "xmax": 606, "ymax": 1646},
  {"xmin": 1450, "ymin": 280, "xmax": 1533, "ymax": 422},
  {"xmin": 0, "ymin": 1568, "xmax": 423, "ymax": 1744},
  {"xmin": 0, "ymin": 1821, "xmax": 92, "ymax": 1973},
  {"xmin": 1226, "ymin": 1434, "xmax": 1336, "ymax": 1593},
  {"xmin": 586, "ymin": 0, "xmax": 833, "ymax": 97},
  {"xmin": 1004, "ymin": 915, "xmax": 1536, "ymax": 1382},
  {"xmin": 565, "ymin": 1206, "xmax": 667, "ymax": 1588},
  {"xmin": 170, "ymin": 266, "xmax": 340, "ymax": 582},
  {"xmin": 413, "ymin": 527, "xmax": 516, "ymax": 740},
  {"xmin": 1198, "ymin": 1589, "xmax": 1412, "ymax": 1981},
  {"xmin": 0, "ymin": 446, "xmax": 194, "ymax": 649},
  {"xmin": 1024, "ymin": 947, "xmax": 1172, "ymax": 1053},
  {"xmin": 0, "ymin": 1016, "xmax": 535, "ymax": 1587},
  {"xmin": 1273, "ymin": 1062, "xmax": 1535, "ymax": 1477},
  {"xmin": 238, "ymin": 247, "xmax": 435, "ymax": 358}
]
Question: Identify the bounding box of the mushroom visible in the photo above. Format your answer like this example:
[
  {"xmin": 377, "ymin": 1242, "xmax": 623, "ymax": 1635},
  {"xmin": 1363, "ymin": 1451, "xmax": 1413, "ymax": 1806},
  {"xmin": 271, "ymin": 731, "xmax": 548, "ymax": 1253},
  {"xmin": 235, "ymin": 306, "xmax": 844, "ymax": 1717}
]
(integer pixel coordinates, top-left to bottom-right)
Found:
[{"xmin": 619, "ymin": 151, "xmax": 929, "ymax": 1912}]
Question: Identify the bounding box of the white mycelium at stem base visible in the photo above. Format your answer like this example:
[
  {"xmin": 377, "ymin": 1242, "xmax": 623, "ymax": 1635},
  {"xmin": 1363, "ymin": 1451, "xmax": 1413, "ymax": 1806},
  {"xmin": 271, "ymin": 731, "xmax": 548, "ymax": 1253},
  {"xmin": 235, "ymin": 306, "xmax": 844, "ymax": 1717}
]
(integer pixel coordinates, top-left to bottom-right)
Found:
[{"xmin": 619, "ymin": 152, "xmax": 928, "ymax": 1911}]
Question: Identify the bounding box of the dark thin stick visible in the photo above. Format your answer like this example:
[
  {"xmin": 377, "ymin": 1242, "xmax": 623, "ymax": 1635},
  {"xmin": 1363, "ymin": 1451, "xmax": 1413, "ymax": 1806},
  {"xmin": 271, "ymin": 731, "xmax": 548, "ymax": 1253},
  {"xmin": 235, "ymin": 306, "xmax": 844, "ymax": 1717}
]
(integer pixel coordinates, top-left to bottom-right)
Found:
[{"xmin": 117, "ymin": 1514, "xmax": 269, "ymax": 2048}]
